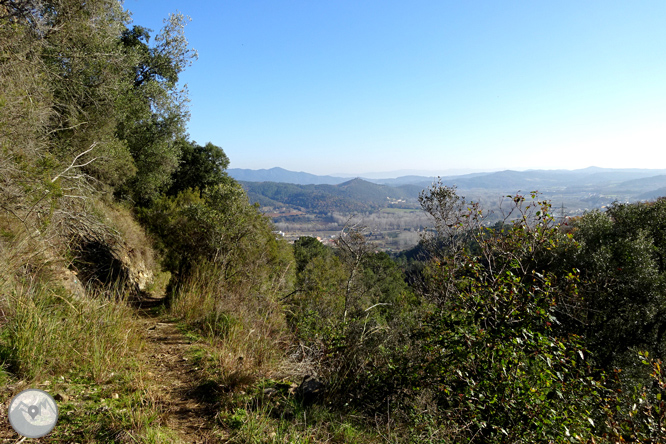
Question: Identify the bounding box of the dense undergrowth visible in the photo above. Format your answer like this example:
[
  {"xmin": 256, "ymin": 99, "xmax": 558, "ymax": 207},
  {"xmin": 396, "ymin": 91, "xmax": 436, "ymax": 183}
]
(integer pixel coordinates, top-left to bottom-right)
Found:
[{"xmin": 2, "ymin": 1, "xmax": 666, "ymax": 442}]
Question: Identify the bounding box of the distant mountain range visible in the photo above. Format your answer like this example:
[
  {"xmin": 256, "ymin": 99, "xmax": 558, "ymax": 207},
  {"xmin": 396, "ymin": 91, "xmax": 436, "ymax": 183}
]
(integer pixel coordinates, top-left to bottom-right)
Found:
[
  {"xmin": 230, "ymin": 166, "xmax": 666, "ymax": 188},
  {"xmin": 229, "ymin": 167, "xmax": 346, "ymax": 185},
  {"xmin": 231, "ymin": 167, "xmax": 666, "ymax": 214},
  {"xmin": 229, "ymin": 166, "xmax": 441, "ymax": 185}
]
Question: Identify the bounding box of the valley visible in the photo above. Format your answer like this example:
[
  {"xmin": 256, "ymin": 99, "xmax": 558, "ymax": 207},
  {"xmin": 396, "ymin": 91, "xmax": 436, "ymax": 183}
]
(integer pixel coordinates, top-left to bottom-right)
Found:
[{"xmin": 234, "ymin": 167, "xmax": 666, "ymax": 251}]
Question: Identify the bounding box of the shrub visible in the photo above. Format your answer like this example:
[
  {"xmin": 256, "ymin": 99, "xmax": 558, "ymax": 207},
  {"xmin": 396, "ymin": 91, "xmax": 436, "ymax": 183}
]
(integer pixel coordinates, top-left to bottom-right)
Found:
[
  {"xmin": 561, "ymin": 201, "xmax": 666, "ymax": 370},
  {"xmin": 140, "ymin": 181, "xmax": 293, "ymax": 290},
  {"xmin": 366, "ymin": 186, "xmax": 606, "ymax": 442}
]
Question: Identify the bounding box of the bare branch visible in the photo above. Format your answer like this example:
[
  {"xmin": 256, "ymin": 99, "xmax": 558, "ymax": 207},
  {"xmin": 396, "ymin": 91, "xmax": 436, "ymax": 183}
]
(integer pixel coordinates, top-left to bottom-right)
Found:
[
  {"xmin": 51, "ymin": 142, "xmax": 98, "ymax": 183},
  {"xmin": 364, "ymin": 302, "xmax": 391, "ymax": 312},
  {"xmin": 47, "ymin": 121, "xmax": 88, "ymax": 135}
]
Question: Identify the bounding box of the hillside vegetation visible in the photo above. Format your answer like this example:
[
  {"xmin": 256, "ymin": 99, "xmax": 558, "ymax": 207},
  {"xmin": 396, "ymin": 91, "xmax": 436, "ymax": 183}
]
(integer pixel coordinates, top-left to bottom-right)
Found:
[
  {"xmin": 2, "ymin": 2, "xmax": 666, "ymax": 443},
  {"xmin": 241, "ymin": 178, "xmax": 420, "ymax": 213}
]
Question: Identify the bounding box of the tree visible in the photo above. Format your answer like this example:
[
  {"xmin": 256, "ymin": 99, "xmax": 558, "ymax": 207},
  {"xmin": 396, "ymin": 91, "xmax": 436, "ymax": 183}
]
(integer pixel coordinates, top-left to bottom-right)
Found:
[
  {"xmin": 360, "ymin": 251, "xmax": 414, "ymax": 323},
  {"xmin": 559, "ymin": 201, "xmax": 666, "ymax": 370},
  {"xmin": 0, "ymin": 0, "xmax": 137, "ymax": 187},
  {"xmin": 0, "ymin": 0, "xmax": 141, "ymax": 265},
  {"xmin": 41, "ymin": 0, "xmax": 137, "ymax": 188},
  {"xmin": 1, "ymin": 2, "xmax": 199, "ymax": 204},
  {"xmin": 116, "ymin": 13, "xmax": 198, "ymax": 203},
  {"xmin": 166, "ymin": 140, "xmax": 230, "ymax": 197},
  {"xmin": 293, "ymin": 236, "xmax": 329, "ymax": 274},
  {"xmin": 138, "ymin": 178, "xmax": 291, "ymax": 292},
  {"xmin": 334, "ymin": 222, "xmax": 372, "ymax": 323}
]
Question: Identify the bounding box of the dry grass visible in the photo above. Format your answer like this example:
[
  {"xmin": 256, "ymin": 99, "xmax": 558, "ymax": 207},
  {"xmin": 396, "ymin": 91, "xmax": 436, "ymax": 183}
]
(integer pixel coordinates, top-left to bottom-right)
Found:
[
  {"xmin": 170, "ymin": 261, "xmax": 291, "ymax": 389},
  {"xmin": 0, "ymin": 218, "xmax": 176, "ymax": 441},
  {"xmin": 168, "ymin": 263, "xmax": 401, "ymax": 443},
  {"xmin": 0, "ymin": 278, "xmax": 142, "ymax": 382}
]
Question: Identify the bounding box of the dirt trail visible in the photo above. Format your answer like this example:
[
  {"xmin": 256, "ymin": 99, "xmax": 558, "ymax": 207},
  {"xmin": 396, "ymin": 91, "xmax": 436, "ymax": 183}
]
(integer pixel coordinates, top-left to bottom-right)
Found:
[
  {"xmin": 136, "ymin": 297, "xmax": 221, "ymax": 443},
  {"xmin": 0, "ymin": 296, "xmax": 224, "ymax": 442}
]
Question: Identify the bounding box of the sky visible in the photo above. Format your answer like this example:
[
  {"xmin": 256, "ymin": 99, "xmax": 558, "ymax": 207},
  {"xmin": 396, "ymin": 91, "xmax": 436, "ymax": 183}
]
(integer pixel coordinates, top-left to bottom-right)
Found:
[{"xmin": 125, "ymin": 0, "xmax": 666, "ymax": 176}]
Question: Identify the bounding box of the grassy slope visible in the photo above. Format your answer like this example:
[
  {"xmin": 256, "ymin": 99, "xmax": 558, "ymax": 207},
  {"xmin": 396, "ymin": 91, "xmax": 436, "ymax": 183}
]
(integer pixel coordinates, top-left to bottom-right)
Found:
[{"xmin": 0, "ymin": 222, "xmax": 391, "ymax": 443}]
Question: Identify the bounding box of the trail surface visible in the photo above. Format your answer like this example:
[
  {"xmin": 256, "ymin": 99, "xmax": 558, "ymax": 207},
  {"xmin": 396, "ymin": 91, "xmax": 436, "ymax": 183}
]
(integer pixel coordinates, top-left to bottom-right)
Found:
[{"xmin": 137, "ymin": 296, "xmax": 221, "ymax": 443}]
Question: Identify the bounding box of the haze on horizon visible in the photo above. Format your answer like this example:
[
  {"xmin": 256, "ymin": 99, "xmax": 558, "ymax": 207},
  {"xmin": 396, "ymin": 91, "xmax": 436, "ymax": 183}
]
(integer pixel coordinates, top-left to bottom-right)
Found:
[{"xmin": 127, "ymin": 0, "xmax": 666, "ymax": 176}]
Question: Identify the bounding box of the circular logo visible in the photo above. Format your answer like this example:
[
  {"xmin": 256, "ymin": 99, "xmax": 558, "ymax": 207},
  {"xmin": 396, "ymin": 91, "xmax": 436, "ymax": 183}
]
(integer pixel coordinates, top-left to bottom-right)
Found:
[{"xmin": 8, "ymin": 389, "xmax": 59, "ymax": 438}]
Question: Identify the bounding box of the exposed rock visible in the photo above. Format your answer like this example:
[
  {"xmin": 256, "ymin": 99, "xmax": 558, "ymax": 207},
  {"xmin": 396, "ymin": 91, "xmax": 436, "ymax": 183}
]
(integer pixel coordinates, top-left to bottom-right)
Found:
[
  {"xmin": 67, "ymin": 203, "xmax": 156, "ymax": 297},
  {"xmin": 118, "ymin": 249, "xmax": 153, "ymax": 292},
  {"xmin": 59, "ymin": 268, "xmax": 85, "ymax": 300}
]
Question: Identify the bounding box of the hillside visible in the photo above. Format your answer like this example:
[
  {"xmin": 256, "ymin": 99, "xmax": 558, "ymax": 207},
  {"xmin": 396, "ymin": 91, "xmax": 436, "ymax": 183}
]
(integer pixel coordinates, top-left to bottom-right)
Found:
[
  {"xmin": 229, "ymin": 167, "xmax": 348, "ymax": 185},
  {"xmin": 241, "ymin": 178, "xmax": 420, "ymax": 212},
  {"xmin": 0, "ymin": 4, "xmax": 294, "ymax": 441}
]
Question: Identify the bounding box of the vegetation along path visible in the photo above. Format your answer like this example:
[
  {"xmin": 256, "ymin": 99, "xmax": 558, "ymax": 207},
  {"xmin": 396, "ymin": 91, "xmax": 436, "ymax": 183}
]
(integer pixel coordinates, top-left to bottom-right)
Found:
[{"xmin": 137, "ymin": 296, "xmax": 221, "ymax": 443}]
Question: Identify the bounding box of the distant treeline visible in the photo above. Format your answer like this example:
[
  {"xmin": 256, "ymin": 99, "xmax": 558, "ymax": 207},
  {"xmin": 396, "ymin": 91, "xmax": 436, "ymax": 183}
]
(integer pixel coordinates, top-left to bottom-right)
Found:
[{"xmin": 241, "ymin": 178, "xmax": 421, "ymax": 212}]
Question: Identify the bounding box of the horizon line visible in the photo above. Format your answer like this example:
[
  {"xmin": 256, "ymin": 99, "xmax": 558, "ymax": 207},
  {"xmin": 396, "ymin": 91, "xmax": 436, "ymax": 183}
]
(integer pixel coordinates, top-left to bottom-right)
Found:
[{"xmin": 227, "ymin": 165, "xmax": 666, "ymax": 180}]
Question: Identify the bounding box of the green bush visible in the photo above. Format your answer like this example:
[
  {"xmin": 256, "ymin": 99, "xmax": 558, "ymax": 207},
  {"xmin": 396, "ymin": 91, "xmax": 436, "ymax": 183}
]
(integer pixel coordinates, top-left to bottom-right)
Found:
[
  {"xmin": 356, "ymin": 187, "xmax": 607, "ymax": 442},
  {"xmin": 560, "ymin": 201, "xmax": 666, "ymax": 370},
  {"xmin": 410, "ymin": 266, "xmax": 600, "ymax": 442},
  {"xmin": 601, "ymin": 351, "xmax": 666, "ymax": 441},
  {"xmin": 140, "ymin": 181, "xmax": 293, "ymax": 288}
]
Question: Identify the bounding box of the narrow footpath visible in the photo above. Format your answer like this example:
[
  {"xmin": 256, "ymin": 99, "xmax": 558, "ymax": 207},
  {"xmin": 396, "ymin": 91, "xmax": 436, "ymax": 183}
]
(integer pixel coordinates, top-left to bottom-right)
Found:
[{"xmin": 136, "ymin": 296, "xmax": 222, "ymax": 443}]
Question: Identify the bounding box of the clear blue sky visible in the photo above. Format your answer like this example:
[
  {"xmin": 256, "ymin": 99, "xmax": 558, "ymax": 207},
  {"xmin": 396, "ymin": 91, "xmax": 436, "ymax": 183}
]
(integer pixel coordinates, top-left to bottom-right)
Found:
[{"xmin": 125, "ymin": 0, "xmax": 666, "ymax": 175}]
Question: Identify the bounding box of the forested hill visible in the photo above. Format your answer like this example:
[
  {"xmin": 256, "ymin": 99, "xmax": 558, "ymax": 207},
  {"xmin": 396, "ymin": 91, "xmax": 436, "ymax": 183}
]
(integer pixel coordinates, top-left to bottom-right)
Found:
[
  {"xmin": 240, "ymin": 178, "xmax": 421, "ymax": 212},
  {"xmin": 438, "ymin": 167, "xmax": 666, "ymax": 192}
]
